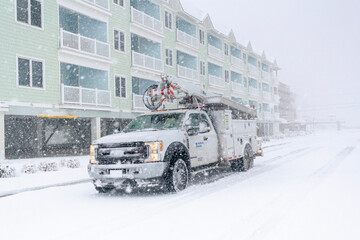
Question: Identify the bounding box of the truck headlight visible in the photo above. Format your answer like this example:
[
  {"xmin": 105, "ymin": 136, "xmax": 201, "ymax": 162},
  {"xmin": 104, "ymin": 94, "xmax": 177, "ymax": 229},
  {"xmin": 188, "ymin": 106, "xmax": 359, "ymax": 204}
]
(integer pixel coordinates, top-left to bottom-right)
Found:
[
  {"xmin": 90, "ymin": 145, "xmax": 98, "ymax": 164},
  {"xmin": 145, "ymin": 142, "xmax": 163, "ymax": 162}
]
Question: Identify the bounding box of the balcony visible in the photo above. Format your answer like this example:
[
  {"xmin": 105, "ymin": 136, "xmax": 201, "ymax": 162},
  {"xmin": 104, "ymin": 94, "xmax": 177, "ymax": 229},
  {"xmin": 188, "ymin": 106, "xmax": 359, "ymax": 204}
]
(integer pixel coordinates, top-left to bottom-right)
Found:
[
  {"xmin": 62, "ymin": 84, "xmax": 111, "ymax": 106},
  {"xmin": 132, "ymin": 51, "xmax": 163, "ymax": 72},
  {"xmin": 177, "ymin": 29, "xmax": 198, "ymax": 50},
  {"xmin": 248, "ymin": 64, "xmax": 260, "ymax": 76},
  {"xmin": 84, "ymin": 0, "xmax": 109, "ymax": 10},
  {"xmin": 262, "ymin": 91, "xmax": 271, "ymax": 100},
  {"xmin": 264, "ymin": 112, "xmax": 271, "ymax": 120},
  {"xmin": 178, "ymin": 65, "xmax": 199, "ymax": 81},
  {"xmin": 231, "ymin": 82, "xmax": 244, "ymax": 93},
  {"xmin": 131, "ymin": 7, "xmax": 163, "ymax": 34},
  {"xmin": 249, "ymin": 86, "xmax": 259, "ymax": 96},
  {"xmin": 208, "ymin": 45, "xmax": 224, "ymax": 60},
  {"xmin": 209, "ymin": 75, "xmax": 225, "ymax": 88},
  {"xmin": 262, "ymin": 71, "xmax": 271, "ymax": 81},
  {"xmin": 273, "ymin": 76, "xmax": 279, "ymax": 85},
  {"xmin": 274, "ymin": 94, "xmax": 280, "ymax": 103},
  {"xmin": 274, "ymin": 112, "xmax": 280, "ymax": 120},
  {"xmin": 231, "ymin": 56, "xmax": 245, "ymax": 69},
  {"xmin": 133, "ymin": 94, "xmax": 147, "ymax": 110},
  {"xmin": 60, "ymin": 29, "xmax": 110, "ymax": 59}
]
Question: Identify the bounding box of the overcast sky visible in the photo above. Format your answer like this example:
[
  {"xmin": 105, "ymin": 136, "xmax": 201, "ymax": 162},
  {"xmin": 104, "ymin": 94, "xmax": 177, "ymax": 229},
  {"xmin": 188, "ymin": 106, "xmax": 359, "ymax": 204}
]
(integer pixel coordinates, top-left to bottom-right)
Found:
[{"xmin": 183, "ymin": 0, "xmax": 360, "ymax": 126}]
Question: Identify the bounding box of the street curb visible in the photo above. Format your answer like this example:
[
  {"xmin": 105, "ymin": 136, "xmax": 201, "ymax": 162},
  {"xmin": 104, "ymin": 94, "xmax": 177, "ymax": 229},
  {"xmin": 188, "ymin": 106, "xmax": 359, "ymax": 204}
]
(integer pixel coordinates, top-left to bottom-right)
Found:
[{"xmin": 0, "ymin": 178, "xmax": 91, "ymax": 198}]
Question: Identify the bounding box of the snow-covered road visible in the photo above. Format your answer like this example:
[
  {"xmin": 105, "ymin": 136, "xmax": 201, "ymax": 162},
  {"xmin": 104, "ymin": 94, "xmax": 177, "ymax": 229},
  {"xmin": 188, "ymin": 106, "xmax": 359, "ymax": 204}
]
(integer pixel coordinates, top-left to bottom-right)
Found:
[{"xmin": 1, "ymin": 130, "xmax": 360, "ymax": 240}]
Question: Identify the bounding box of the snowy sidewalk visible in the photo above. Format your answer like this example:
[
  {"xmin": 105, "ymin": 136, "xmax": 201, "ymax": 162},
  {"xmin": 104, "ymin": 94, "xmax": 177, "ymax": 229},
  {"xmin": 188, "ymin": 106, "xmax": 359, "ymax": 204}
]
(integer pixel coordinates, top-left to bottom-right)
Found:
[{"xmin": 0, "ymin": 156, "xmax": 90, "ymax": 197}]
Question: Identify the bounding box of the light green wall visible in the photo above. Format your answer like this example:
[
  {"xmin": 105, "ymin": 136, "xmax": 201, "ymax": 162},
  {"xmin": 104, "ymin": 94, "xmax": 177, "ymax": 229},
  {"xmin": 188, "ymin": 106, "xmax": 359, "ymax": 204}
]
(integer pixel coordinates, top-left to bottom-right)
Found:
[{"xmin": 0, "ymin": 0, "xmax": 60, "ymax": 104}]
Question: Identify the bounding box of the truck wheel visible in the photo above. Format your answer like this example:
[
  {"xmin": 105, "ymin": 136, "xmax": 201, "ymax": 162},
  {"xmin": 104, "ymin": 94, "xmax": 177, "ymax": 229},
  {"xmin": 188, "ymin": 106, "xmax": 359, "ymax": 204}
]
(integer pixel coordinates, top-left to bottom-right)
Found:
[
  {"xmin": 167, "ymin": 159, "xmax": 189, "ymax": 192},
  {"xmin": 95, "ymin": 186, "xmax": 114, "ymax": 194}
]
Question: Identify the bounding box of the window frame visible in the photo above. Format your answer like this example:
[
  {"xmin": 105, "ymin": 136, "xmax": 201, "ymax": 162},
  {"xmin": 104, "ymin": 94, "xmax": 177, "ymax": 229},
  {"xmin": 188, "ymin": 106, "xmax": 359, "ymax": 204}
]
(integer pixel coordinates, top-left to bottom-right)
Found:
[
  {"xmin": 224, "ymin": 43, "xmax": 229, "ymax": 56},
  {"xmin": 115, "ymin": 75, "xmax": 127, "ymax": 98},
  {"xmin": 199, "ymin": 29, "xmax": 205, "ymax": 45},
  {"xmin": 16, "ymin": 55, "xmax": 45, "ymax": 90},
  {"xmin": 225, "ymin": 70, "xmax": 229, "ymax": 83},
  {"xmin": 164, "ymin": 10, "xmax": 172, "ymax": 29},
  {"xmin": 200, "ymin": 61, "xmax": 206, "ymax": 76},
  {"xmin": 114, "ymin": 29, "xmax": 126, "ymax": 53},
  {"xmin": 15, "ymin": 0, "xmax": 43, "ymax": 30},
  {"xmin": 165, "ymin": 48, "xmax": 173, "ymax": 66},
  {"xmin": 113, "ymin": 0, "xmax": 125, "ymax": 8}
]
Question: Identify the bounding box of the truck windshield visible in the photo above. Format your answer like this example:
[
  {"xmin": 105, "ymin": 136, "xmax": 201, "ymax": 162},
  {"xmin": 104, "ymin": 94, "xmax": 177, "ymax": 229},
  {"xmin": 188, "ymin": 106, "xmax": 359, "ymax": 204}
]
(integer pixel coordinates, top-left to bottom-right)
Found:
[{"xmin": 124, "ymin": 113, "xmax": 185, "ymax": 133}]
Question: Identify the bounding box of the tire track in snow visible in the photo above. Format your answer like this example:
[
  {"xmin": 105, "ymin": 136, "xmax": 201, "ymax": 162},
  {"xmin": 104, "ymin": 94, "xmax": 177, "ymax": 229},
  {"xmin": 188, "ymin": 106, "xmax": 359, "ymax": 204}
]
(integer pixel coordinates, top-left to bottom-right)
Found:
[
  {"xmin": 222, "ymin": 145, "xmax": 356, "ymax": 240},
  {"xmin": 53, "ymin": 146, "xmax": 318, "ymax": 240}
]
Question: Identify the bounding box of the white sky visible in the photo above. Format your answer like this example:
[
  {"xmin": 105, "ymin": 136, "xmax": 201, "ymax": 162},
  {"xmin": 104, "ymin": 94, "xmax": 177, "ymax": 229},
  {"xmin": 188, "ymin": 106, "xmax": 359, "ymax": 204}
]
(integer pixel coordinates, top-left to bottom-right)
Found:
[{"xmin": 183, "ymin": 0, "xmax": 360, "ymax": 126}]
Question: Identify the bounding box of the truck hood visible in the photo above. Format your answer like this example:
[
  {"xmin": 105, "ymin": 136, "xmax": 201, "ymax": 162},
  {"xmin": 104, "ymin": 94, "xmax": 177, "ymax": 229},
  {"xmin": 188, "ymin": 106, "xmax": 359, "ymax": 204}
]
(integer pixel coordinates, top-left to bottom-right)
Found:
[{"xmin": 94, "ymin": 129, "xmax": 181, "ymax": 144}]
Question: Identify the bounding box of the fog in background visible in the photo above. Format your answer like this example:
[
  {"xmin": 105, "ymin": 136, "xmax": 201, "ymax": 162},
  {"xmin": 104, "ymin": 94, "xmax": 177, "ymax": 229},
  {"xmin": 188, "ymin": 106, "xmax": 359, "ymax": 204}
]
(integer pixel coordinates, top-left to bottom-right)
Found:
[{"xmin": 183, "ymin": 0, "xmax": 360, "ymax": 127}]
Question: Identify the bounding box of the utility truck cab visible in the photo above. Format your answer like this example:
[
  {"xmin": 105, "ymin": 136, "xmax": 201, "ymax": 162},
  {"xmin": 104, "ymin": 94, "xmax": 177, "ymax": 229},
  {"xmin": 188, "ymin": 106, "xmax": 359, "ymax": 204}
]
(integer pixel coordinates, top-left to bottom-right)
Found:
[{"xmin": 88, "ymin": 75, "xmax": 262, "ymax": 193}]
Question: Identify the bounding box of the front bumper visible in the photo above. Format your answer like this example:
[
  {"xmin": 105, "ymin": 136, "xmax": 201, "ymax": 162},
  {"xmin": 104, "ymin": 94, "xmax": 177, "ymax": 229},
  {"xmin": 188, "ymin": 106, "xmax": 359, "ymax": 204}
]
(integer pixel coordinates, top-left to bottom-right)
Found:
[{"xmin": 88, "ymin": 162, "xmax": 169, "ymax": 187}]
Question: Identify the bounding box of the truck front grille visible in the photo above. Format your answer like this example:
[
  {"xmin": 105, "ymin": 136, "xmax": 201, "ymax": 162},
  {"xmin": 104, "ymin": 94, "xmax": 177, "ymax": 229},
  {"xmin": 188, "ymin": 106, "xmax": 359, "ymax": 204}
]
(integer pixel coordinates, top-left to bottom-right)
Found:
[{"xmin": 97, "ymin": 142, "xmax": 148, "ymax": 165}]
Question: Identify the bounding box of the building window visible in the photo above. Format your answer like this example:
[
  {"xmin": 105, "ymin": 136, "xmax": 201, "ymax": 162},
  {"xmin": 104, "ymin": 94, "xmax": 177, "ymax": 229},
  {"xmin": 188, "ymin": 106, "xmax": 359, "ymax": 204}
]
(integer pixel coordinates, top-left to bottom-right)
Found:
[
  {"xmin": 165, "ymin": 49, "xmax": 173, "ymax": 66},
  {"xmin": 17, "ymin": 0, "xmax": 42, "ymax": 28},
  {"xmin": 224, "ymin": 43, "xmax": 229, "ymax": 56},
  {"xmin": 17, "ymin": 57, "xmax": 43, "ymax": 88},
  {"xmin": 225, "ymin": 70, "xmax": 229, "ymax": 83},
  {"xmin": 243, "ymin": 53, "xmax": 247, "ymax": 64},
  {"xmin": 200, "ymin": 61, "xmax": 206, "ymax": 76},
  {"xmin": 114, "ymin": 30, "xmax": 125, "ymax": 52},
  {"xmin": 115, "ymin": 76, "xmax": 126, "ymax": 98},
  {"xmin": 165, "ymin": 11, "xmax": 172, "ymax": 29},
  {"xmin": 60, "ymin": 62, "xmax": 108, "ymax": 90},
  {"xmin": 199, "ymin": 29, "xmax": 205, "ymax": 45},
  {"xmin": 113, "ymin": 0, "xmax": 124, "ymax": 7}
]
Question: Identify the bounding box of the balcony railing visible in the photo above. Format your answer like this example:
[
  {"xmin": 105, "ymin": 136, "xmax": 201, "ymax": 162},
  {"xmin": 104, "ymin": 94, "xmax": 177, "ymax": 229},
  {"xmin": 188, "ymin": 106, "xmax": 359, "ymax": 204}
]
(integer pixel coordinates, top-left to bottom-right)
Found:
[
  {"xmin": 84, "ymin": 0, "xmax": 109, "ymax": 10},
  {"xmin": 248, "ymin": 64, "xmax": 260, "ymax": 76},
  {"xmin": 131, "ymin": 7, "xmax": 163, "ymax": 34},
  {"xmin": 177, "ymin": 29, "xmax": 198, "ymax": 49},
  {"xmin": 274, "ymin": 112, "xmax": 280, "ymax": 119},
  {"xmin": 231, "ymin": 55, "xmax": 244, "ymax": 69},
  {"xmin": 264, "ymin": 112, "xmax": 271, "ymax": 119},
  {"xmin": 249, "ymin": 86, "xmax": 259, "ymax": 96},
  {"xmin": 262, "ymin": 71, "xmax": 271, "ymax": 80},
  {"xmin": 133, "ymin": 94, "xmax": 147, "ymax": 110},
  {"xmin": 273, "ymin": 76, "xmax": 279, "ymax": 85},
  {"xmin": 274, "ymin": 94, "xmax": 280, "ymax": 102},
  {"xmin": 231, "ymin": 82, "xmax": 244, "ymax": 93},
  {"xmin": 262, "ymin": 91, "xmax": 271, "ymax": 100},
  {"xmin": 208, "ymin": 45, "xmax": 224, "ymax": 60},
  {"xmin": 178, "ymin": 65, "xmax": 199, "ymax": 81},
  {"xmin": 132, "ymin": 51, "xmax": 163, "ymax": 72},
  {"xmin": 60, "ymin": 29, "xmax": 110, "ymax": 58},
  {"xmin": 209, "ymin": 75, "xmax": 225, "ymax": 88},
  {"xmin": 62, "ymin": 84, "xmax": 111, "ymax": 106}
]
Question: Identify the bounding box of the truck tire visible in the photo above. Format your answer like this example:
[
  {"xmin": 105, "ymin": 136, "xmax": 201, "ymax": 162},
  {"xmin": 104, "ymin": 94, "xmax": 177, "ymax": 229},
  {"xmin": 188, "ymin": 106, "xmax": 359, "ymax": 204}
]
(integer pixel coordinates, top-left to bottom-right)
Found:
[
  {"xmin": 166, "ymin": 159, "xmax": 189, "ymax": 192},
  {"xmin": 241, "ymin": 145, "xmax": 254, "ymax": 172},
  {"xmin": 95, "ymin": 186, "xmax": 114, "ymax": 194}
]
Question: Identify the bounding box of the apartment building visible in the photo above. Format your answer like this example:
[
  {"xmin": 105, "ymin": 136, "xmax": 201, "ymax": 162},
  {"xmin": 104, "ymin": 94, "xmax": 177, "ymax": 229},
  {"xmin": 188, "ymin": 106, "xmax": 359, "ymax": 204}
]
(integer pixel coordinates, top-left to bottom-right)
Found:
[
  {"xmin": 0, "ymin": 0, "xmax": 281, "ymax": 160},
  {"xmin": 279, "ymin": 82, "xmax": 297, "ymax": 123}
]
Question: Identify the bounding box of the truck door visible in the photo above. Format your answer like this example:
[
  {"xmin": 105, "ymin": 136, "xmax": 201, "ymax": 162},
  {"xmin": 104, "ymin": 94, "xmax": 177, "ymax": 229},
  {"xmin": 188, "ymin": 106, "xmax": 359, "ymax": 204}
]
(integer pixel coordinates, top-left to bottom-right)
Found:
[
  {"xmin": 200, "ymin": 113, "xmax": 218, "ymax": 164},
  {"xmin": 186, "ymin": 113, "xmax": 205, "ymax": 168}
]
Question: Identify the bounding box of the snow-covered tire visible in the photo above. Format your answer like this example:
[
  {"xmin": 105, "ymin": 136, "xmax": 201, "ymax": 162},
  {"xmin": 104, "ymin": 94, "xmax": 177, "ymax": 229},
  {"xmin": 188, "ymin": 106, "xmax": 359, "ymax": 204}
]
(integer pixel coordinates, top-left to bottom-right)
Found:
[
  {"xmin": 166, "ymin": 159, "xmax": 189, "ymax": 192},
  {"xmin": 95, "ymin": 186, "xmax": 114, "ymax": 194}
]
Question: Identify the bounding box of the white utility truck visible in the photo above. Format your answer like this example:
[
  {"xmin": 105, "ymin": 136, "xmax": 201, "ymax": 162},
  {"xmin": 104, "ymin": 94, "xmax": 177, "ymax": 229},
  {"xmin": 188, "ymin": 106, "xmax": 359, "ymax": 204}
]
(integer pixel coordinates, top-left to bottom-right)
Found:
[{"xmin": 88, "ymin": 75, "xmax": 262, "ymax": 192}]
